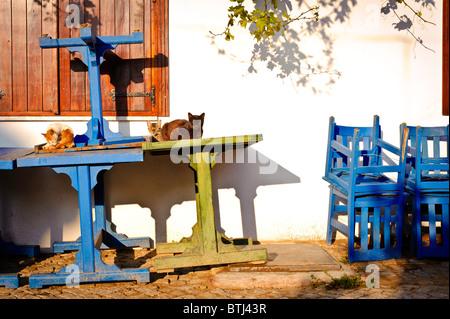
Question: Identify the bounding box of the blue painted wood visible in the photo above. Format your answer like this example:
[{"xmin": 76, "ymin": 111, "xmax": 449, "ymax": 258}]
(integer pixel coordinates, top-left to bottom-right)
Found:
[
  {"xmin": 323, "ymin": 116, "xmax": 408, "ymax": 262},
  {"xmin": 24, "ymin": 157, "xmax": 150, "ymax": 288},
  {"xmin": 39, "ymin": 27, "xmax": 145, "ymax": 147},
  {"xmin": 13, "ymin": 148, "xmax": 150, "ymax": 287},
  {"xmin": 401, "ymin": 124, "xmax": 449, "ymax": 258},
  {"xmin": 0, "ymin": 148, "xmax": 33, "ymax": 170},
  {"xmin": 53, "ymin": 169, "xmax": 151, "ymax": 253},
  {"xmin": 17, "ymin": 148, "xmax": 143, "ymax": 168},
  {"xmin": 0, "ymin": 274, "xmax": 19, "ymax": 289}
]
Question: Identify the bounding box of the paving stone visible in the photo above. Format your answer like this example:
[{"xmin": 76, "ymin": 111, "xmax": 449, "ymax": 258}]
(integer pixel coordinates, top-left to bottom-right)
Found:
[{"xmin": 0, "ymin": 240, "xmax": 448, "ymax": 299}]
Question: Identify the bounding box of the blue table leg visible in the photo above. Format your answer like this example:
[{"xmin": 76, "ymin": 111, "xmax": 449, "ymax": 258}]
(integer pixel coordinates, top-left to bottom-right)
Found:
[
  {"xmin": 29, "ymin": 165, "xmax": 149, "ymax": 288},
  {"xmin": 0, "ymin": 274, "xmax": 19, "ymax": 288},
  {"xmin": 52, "ymin": 169, "xmax": 151, "ymax": 253}
]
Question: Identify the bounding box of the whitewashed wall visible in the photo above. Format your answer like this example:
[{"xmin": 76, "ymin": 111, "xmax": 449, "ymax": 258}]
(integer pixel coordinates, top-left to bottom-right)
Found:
[{"xmin": 0, "ymin": 0, "xmax": 447, "ymax": 252}]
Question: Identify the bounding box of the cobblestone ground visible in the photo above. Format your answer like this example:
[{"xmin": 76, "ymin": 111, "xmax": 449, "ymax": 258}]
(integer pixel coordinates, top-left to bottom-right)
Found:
[{"xmin": 0, "ymin": 240, "xmax": 448, "ymax": 299}]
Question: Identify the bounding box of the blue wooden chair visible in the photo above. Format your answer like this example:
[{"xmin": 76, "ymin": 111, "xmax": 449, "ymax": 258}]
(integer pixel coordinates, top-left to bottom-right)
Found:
[
  {"xmin": 401, "ymin": 124, "xmax": 449, "ymax": 258},
  {"xmin": 324, "ymin": 116, "xmax": 409, "ymax": 262}
]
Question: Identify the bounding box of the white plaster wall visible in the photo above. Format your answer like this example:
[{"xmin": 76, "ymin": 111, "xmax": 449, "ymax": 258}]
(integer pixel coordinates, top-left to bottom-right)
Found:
[{"xmin": 0, "ymin": 0, "xmax": 447, "ymax": 252}]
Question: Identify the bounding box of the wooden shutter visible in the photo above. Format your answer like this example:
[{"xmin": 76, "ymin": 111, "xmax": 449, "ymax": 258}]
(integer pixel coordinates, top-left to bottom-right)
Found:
[
  {"xmin": 443, "ymin": 0, "xmax": 449, "ymax": 116},
  {"xmin": 0, "ymin": 0, "xmax": 169, "ymax": 117}
]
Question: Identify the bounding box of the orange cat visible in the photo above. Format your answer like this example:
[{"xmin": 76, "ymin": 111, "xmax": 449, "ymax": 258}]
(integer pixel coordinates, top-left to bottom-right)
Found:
[
  {"xmin": 42, "ymin": 123, "xmax": 75, "ymax": 150},
  {"xmin": 161, "ymin": 113, "xmax": 205, "ymax": 141}
]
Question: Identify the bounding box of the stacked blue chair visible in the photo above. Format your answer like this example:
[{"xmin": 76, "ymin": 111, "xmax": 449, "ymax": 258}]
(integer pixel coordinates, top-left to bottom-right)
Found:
[
  {"xmin": 401, "ymin": 124, "xmax": 449, "ymax": 259},
  {"xmin": 324, "ymin": 116, "xmax": 409, "ymax": 262}
]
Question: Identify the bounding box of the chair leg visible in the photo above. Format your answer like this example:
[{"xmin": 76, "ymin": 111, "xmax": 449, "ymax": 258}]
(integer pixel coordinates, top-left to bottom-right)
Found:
[
  {"xmin": 415, "ymin": 195, "xmax": 423, "ymax": 259},
  {"xmin": 347, "ymin": 196, "xmax": 356, "ymax": 263},
  {"xmin": 326, "ymin": 188, "xmax": 336, "ymax": 245}
]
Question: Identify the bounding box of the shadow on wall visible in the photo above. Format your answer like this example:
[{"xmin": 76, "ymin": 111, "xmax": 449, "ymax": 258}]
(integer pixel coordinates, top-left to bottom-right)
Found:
[
  {"xmin": 105, "ymin": 147, "xmax": 301, "ymax": 245},
  {"xmin": 0, "ymin": 147, "xmax": 300, "ymax": 250},
  {"xmin": 0, "ymin": 167, "xmax": 79, "ymax": 250}
]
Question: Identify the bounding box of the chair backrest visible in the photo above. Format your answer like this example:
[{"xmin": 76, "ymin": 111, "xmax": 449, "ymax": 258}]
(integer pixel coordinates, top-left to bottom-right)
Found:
[
  {"xmin": 324, "ymin": 115, "xmax": 408, "ymax": 196},
  {"xmin": 325, "ymin": 115, "xmax": 382, "ymax": 179},
  {"xmin": 348, "ymin": 126, "xmax": 408, "ymax": 196},
  {"xmin": 401, "ymin": 124, "xmax": 449, "ymax": 192}
]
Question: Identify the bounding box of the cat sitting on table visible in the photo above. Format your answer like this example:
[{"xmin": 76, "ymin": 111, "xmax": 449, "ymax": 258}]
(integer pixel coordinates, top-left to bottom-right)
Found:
[
  {"xmin": 147, "ymin": 113, "xmax": 205, "ymax": 142},
  {"xmin": 42, "ymin": 123, "xmax": 75, "ymax": 150},
  {"xmin": 147, "ymin": 120, "xmax": 164, "ymax": 142}
]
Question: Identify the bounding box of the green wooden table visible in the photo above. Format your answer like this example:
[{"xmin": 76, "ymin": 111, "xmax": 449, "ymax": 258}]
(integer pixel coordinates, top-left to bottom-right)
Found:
[{"xmin": 142, "ymin": 135, "xmax": 268, "ymax": 271}]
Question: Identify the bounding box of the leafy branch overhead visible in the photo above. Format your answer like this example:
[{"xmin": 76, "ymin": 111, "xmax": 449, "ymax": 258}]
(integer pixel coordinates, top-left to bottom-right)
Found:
[
  {"xmin": 213, "ymin": 0, "xmax": 436, "ymax": 48},
  {"xmin": 211, "ymin": 0, "xmax": 319, "ymax": 42},
  {"xmin": 208, "ymin": 0, "xmax": 437, "ymax": 93}
]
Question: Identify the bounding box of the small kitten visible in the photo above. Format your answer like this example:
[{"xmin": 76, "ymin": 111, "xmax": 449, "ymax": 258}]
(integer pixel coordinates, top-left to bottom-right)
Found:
[
  {"xmin": 160, "ymin": 113, "xmax": 205, "ymax": 141},
  {"xmin": 42, "ymin": 123, "xmax": 75, "ymax": 150},
  {"xmin": 147, "ymin": 120, "xmax": 164, "ymax": 142}
]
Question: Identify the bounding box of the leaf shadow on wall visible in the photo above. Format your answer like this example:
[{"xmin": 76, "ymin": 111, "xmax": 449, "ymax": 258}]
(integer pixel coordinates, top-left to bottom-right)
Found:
[{"xmin": 208, "ymin": 0, "xmax": 359, "ymax": 93}]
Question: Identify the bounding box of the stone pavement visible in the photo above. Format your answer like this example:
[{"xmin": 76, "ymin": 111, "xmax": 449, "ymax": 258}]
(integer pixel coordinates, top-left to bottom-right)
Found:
[{"xmin": 0, "ymin": 240, "xmax": 448, "ymax": 300}]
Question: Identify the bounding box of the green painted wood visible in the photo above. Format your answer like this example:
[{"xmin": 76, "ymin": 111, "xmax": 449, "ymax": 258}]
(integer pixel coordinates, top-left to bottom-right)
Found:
[
  {"xmin": 154, "ymin": 248, "xmax": 268, "ymax": 271},
  {"xmin": 147, "ymin": 134, "xmax": 268, "ymax": 271},
  {"xmin": 142, "ymin": 134, "xmax": 262, "ymax": 152}
]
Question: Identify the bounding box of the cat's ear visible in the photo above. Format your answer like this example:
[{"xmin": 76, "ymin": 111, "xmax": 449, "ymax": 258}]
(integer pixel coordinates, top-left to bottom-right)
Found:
[
  {"xmin": 200, "ymin": 113, "xmax": 205, "ymax": 120},
  {"xmin": 188, "ymin": 113, "xmax": 193, "ymax": 121},
  {"xmin": 41, "ymin": 133, "xmax": 47, "ymax": 137}
]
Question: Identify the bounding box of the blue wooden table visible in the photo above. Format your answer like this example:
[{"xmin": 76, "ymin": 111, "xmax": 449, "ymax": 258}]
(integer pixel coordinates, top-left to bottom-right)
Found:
[
  {"xmin": 0, "ymin": 148, "xmax": 39, "ymax": 288},
  {"xmin": 16, "ymin": 147, "xmax": 150, "ymax": 288}
]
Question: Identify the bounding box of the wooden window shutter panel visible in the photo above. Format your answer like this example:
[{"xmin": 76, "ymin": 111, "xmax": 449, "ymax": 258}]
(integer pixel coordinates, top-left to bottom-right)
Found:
[
  {"xmin": 0, "ymin": 0, "xmax": 169, "ymax": 117},
  {"xmin": 150, "ymin": 0, "xmax": 169, "ymax": 117},
  {"xmin": 0, "ymin": 0, "xmax": 13, "ymax": 112},
  {"xmin": 443, "ymin": 0, "xmax": 449, "ymax": 116}
]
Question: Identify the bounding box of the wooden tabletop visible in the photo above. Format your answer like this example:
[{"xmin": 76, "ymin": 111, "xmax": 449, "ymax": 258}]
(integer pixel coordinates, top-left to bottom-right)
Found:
[
  {"xmin": 0, "ymin": 148, "xmax": 34, "ymax": 170},
  {"xmin": 16, "ymin": 147, "xmax": 144, "ymax": 168},
  {"xmin": 142, "ymin": 134, "xmax": 263, "ymax": 153}
]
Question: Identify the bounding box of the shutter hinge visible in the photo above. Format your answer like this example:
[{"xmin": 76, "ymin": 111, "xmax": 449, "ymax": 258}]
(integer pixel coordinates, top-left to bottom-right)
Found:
[{"xmin": 107, "ymin": 86, "xmax": 156, "ymax": 108}]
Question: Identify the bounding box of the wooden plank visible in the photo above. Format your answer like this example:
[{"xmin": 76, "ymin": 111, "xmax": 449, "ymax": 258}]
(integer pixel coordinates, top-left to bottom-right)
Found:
[
  {"xmin": 384, "ymin": 206, "xmax": 391, "ymax": 248},
  {"xmin": 27, "ymin": 0, "xmax": 43, "ymax": 112},
  {"xmin": 99, "ymin": 0, "xmax": 116, "ymax": 112},
  {"xmin": 0, "ymin": 148, "xmax": 34, "ymax": 170},
  {"xmin": 443, "ymin": 0, "xmax": 449, "ymax": 116},
  {"xmin": 11, "ymin": 0, "xmax": 28, "ymax": 112},
  {"xmin": 144, "ymin": 0, "xmax": 152, "ymax": 112},
  {"xmin": 17, "ymin": 147, "xmax": 144, "ymax": 168},
  {"xmin": 69, "ymin": 0, "xmax": 86, "ymax": 112},
  {"xmin": 114, "ymin": 0, "xmax": 130, "ymax": 112},
  {"xmin": 428, "ymin": 204, "xmax": 437, "ymax": 247},
  {"xmin": 373, "ymin": 207, "xmax": 381, "ymax": 250},
  {"xmin": 0, "ymin": 0, "xmax": 12, "ymax": 112},
  {"xmin": 59, "ymin": 0, "xmax": 72, "ymax": 113},
  {"xmin": 42, "ymin": 0, "xmax": 59, "ymax": 114},
  {"xmin": 159, "ymin": 0, "xmax": 169, "ymax": 116},
  {"xmin": 84, "ymin": 0, "xmax": 100, "ymax": 112},
  {"xmin": 129, "ymin": 0, "xmax": 145, "ymax": 112},
  {"xmin": 142, "ymin": 134, "xmax": 263, "ymax": 152},
  {"xmin": 150, "ymin": 0, "xmax": 158, "ymax": 114}
]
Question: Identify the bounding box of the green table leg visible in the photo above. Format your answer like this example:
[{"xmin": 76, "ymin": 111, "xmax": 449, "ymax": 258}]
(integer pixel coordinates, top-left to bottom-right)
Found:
[{"xmin": 155, "ymin": 151, "xmax": 267, "ymax": 271}]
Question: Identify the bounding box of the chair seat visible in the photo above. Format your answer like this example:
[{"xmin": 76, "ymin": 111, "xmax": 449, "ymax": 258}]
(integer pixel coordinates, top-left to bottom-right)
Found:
[
  {"xmin": 323, "ymin": 171, "xmax": 400, "ymax": 197},
  {"xmin": 405, "ymin": 174, "xmax": 449, "ymax": 194}
]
